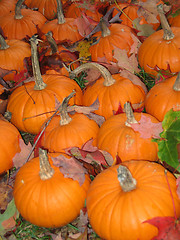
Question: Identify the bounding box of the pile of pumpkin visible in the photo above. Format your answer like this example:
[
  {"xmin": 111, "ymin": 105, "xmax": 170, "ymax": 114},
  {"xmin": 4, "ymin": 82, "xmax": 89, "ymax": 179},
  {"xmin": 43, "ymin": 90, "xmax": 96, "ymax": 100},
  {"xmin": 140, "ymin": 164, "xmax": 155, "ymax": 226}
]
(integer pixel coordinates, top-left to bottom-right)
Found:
[{"xmin": 0, "ymin": 0, "xmax": 180, "ymax": 239}]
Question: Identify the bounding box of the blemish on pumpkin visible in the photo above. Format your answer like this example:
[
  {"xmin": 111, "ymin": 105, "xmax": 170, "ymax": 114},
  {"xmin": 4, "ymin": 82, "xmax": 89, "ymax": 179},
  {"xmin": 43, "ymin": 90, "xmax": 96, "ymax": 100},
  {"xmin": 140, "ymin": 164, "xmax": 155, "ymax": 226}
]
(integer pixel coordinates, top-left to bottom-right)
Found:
[
  {"xmin": 125, "ymin": 135, "xmax": 134, "ymax": 150},
  {"xmin": 21, "ymin": 179, "xmax": 24, "ymax": 184}
]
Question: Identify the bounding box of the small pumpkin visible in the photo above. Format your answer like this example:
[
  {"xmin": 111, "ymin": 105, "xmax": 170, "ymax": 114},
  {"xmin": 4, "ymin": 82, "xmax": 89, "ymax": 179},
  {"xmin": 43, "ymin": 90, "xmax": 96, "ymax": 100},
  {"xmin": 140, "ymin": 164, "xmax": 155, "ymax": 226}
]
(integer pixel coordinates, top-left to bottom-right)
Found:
[
  {"xmin": 13, "ymin": 148, "xmax": 91, "ymax": 227},
  {"xmin": 41, "ymin": 0, "xmax": 82, "ymax": 44},
  {"xmin": 138, "ymin": 4, "xmax": 180, "ymax": 77},
  {"xmin": 0, "ymin": 0, "xmax": 47, "ymax": 40},
  {"xmin": 70, "ymin": 62, "xmax": 147, "ymax": 120},
  {"xmin": 145, "ymin": 72, "xmax": 180, "ymax": 121},
  {"xmin": 0, "ymin": 117, "xmax": 22, "ymax": 175},
  {"xmin": 86, "ymin": 160, "xmax": 180, "ymax": 240},
  {"xmin": 41, "ymin": 91, "xmax": 99, "ymax": 153},
  {"xmin": 6, "ymin": 35, "xmax": 82, "ymax": 135},
  {"xmin": 96, "ymin": 102, "xmax": 159, "ymax": 161},
  {"xmin": 0, "ymin": 34, "xmax": 31, "ymax": 81}
]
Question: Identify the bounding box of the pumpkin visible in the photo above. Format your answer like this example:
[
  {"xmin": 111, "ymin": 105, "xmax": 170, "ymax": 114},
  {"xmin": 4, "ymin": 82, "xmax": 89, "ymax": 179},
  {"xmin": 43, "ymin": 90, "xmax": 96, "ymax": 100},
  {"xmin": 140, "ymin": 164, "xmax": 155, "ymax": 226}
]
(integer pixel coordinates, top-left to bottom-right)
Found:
[
  {"xmin": 41, "ymin": 91, "xmax": 99, "ymax": 153},
  {"xmin": 70, "ymin": 62, "xmax": 147, "ymax": 120},
  {"xmin": 0, "ymin": 0, "xmax": 47, "ymax": 40},
  {"xmin": 168, "ymin": 13, "xmax": 180, "ymax": 28},
  {"xmin": 13, "ymin": 148, "xmax": 91, "ymax": 227},
  {"xmin": 0, "ymin": 0, "xmax": 16, "ymax": 17},
  {"xmin": 0, "ymin": 117, "xmax": 22, "ymax": 175},
  {"xmin": 0, "ymin": 34, "xmax": 31, "ymax": 81},
  {"xmin": 41, "ymin": 0, "xmax": 82, "ymax": 43},
  {"xmin": 145, "ymin": 72, "xmax": 180, "ymax": 121},
  {"xmin": 86, "ymin": 160, "xmax": 180, "ymax": 240},
  {"xmin": 96, "ymin": 102, "xmax": 159, "ymax": 161},
  {"xmin": 108, "ymin": 1, "xmax": 161, "ymax": 30},
  {"xmin": 138, "ymin": 4, "xmax": 180, "ymax": 77},
  {"xmin": 6, "ymin": 35, "xmax": 82, "ymax": 135},
  {"xmin": 89, "ymin": 19, "xmax": 137, "ymax": 62}
]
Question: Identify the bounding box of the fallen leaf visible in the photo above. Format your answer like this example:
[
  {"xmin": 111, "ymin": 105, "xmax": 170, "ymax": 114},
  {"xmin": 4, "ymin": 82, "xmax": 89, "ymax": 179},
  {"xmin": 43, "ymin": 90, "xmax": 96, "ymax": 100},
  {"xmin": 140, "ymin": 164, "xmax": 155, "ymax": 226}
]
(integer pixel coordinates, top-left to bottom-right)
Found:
[
  {"xmin": 144, "ymin": 216, "xmax": 180, "ymax": 240},
  {"xmin": 130, "ymin": 114, "xmax": 163, "ymax": 139},
  {"xmin": 133, "ymin": 18, "xmax": 155, "ymax": 37},
  {"xmin": 176, "ymin": 177, "xmax": 180, "ymax": 200},
  {"xmin": 12, "ymin": 138, "xmax": 34, "ymax": 168},
  {"xmin": 52, "ymin": 154, "xmax": 87, "ymax": 186},
  {"xmin": 0, "ymin": 181, "xmax": 13, "ymax": 211},
  {"xmin": 67, "ymin": 228, "xmax": 88, "ymax": 240}
]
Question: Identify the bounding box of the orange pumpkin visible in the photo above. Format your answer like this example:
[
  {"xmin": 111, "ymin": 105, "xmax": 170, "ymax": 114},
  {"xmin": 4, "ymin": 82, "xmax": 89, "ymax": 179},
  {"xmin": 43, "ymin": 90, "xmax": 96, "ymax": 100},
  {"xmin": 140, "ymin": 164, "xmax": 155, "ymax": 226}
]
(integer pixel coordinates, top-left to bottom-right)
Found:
[
  {"xmin": 89, "ymin": 20, "xmax": 136, "ymax": 62},
  {"xmin": 0, "ymin": 117, "xmax": 22, "ymax": 175},
  {"xmin": 96, "ymin": 102, "xmax": 159, "ymax": 161},
  {"xmin": 71, "ymin": 62, "xmax": 147, "ymax": 120},
  {"xmin": 41, "ymin": 92, "xmax": 99, "ymax": 153},
  {"xmin": 0, "ymin": 0, "xmax": 47, "ymax": 40},
  {"xmin": 6, "ymin": 35, "xmax": 82, "ymax": 135},
  {"xmin": 13, "ymin": 148, "xmax": 91, "ymax": 227},
  {"xmin": 0, "ymin": 0, "xmax": 16, "ymax": 17},
  {"xmin": 145, "ymin": 72, "xmax": 180, "ymax": 121},
  {"xmin": 138, "ymin": 4, "xmax": 180, "ymax": 76},
  {"xmin": 168, "ymin": 13, "xmax": 180, "ymax": 28},
  {"xmin": 41, "ymin": 0, "xmax": 82, "ymax": 43},
  {"xmin": 0, "ymin": 34, "xmax": 31, "ymax": 81},
  {"xmin": 86, "ymin": 160, "xmax": 180, "ymax": 240}
]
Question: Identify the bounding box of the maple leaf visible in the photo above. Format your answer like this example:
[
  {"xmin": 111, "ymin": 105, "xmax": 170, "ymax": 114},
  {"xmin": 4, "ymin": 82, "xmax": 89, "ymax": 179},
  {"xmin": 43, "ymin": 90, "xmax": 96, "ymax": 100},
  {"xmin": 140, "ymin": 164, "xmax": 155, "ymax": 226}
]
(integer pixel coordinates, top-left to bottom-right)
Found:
[
  {"xmin": 133, "ymin": 18, "xmax": 155, "ymax": 37},
  {"xmin": 12, "ymin": 138, "xmax": 34, "ymax": 169},
  {"xmin": 113, "ymin": 47, "xmax": 140, "ymax": 73},
  {"xmin": 52, "ymin": 154, "xmax": 88, "ymax": 186},
  {"xmin": 144, "ymin": 216, "xmax": 180, "ymax": 240},
  {"xmin": 130, "ymin": 114, "xmax": 163, "ymax": 139}
]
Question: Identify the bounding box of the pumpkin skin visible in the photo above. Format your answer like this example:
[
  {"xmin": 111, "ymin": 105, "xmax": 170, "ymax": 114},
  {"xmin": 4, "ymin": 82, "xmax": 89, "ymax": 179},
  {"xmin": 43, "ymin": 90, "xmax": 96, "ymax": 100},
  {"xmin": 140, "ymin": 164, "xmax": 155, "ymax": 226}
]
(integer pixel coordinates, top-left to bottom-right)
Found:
[
  {"xmin": 0, "ymin": 8, "xmax": 47, "ymax": 40},
  {"xmin": 86, "ymin": 160, "xmax": 180, "ymax": 240},
  {"xmin": 0, "ymin": 0, "xmax": 16, "ymax": 17},
  {"xmin": 145, "ymin": 73, "xmax": 180, "ymax": 121},
  {"xmin": 168, "ymin": 14, "xmax": 180, "ymax": 28},
  {"xmin": 0, "ymin": 118, "xmax": 22, "ymax": 175},
  {"xmin": 96, "ymin": 112, "xmax": 159, "ymax": 161},
  {"xmin": 89, "ymin": 23, "xmax": 136, "ymax": 62},
  {"xmin": 41, "ymin": 113, "xmax": 100, "ymax": 153},
  {"xmin": 0, "ymin": 37, "xmax": 31, "ymax": 81},
  {"xmin": 13, "ymin": 151, "xmax": 91, "ymax": 228},
  {"xmin": 7, "ymin": 74, "xmax": 83, "ymax": 134}
]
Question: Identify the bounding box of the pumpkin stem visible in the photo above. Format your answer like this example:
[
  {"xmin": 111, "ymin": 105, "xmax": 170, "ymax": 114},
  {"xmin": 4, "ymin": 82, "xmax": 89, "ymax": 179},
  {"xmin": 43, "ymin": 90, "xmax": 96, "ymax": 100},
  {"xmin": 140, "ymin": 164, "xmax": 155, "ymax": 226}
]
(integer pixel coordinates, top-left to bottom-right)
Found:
[
  {"xmin": 0, "ymin": 34, "xmax": 9, "ymax": 50},
  {"xmin": 14, "ymin": 0, "xmax": 24, "ymax": 20},
  {"xmin": 59, "ymin": 90, "xmax": 75, "ymax": 125},
  {"xmin": 100, "ymin": 19, "xmax": 111, "ymax": 37},
  {"xmin": 39, "ymin": 148, "xmax": 55, "ymax": 180},
  {"xmin": 117, "ymin": 165, "xmax": 137, "ymax": 192},
  {"xmin": 30, "ymin": 35, "xmax": 47, "ymax": 90},
  {"xmin": 69, "ymin": 62, "xmax": 116, "ymax": 86},
  {"xmin": 173, "ymin": 72, "xmax": 180, "ymax": 91},
  {"xmin": 45, "ymin": 31, "xmax": 58, "ymax": 54},
  {"xmin": 157, "ymin": 4, "xmax": 174, "ymax": 40},
  {"xmin": 124, "ymin": 102, "xmax": 138, "ymax": 126},
  {"xmin": 56, "ymin": 0, "xmax": 65, "ymax": 24}
]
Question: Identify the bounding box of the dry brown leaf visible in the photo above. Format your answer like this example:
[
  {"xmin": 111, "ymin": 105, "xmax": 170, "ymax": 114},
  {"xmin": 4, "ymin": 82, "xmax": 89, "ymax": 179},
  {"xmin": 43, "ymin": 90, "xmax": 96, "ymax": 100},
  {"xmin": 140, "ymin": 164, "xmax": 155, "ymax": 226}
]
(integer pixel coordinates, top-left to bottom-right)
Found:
[{"xmin": 133, "ymin": 18, "xmax": 155, "ymax": 37}]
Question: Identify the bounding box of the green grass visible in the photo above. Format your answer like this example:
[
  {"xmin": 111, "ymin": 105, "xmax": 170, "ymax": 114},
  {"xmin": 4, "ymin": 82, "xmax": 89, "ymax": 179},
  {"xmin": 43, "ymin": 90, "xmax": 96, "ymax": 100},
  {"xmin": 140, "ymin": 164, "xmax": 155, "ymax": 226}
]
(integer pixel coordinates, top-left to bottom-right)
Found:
[{"xmin": 135, "ymin": 67, "xmax": 156, "ymax": 91}]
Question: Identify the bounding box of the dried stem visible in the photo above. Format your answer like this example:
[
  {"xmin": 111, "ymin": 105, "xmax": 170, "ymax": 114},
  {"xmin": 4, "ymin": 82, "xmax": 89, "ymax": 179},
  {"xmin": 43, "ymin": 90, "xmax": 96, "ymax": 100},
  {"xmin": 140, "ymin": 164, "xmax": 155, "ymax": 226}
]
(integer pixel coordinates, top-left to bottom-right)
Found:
[
  {"xmin": 173, "ymin": 72, "xmax": 180, "ymax": 91},
  {"xmin": 69, "ymin": 62, "xmax": 116, "ymax": 86},
  {"xmin": 117, "ymin": 165, "xmax": 137, "ymax": 192},
  {"xmin": 56, "ymin": 0, "xmax": 65, "ymax": 24},
  {"xmin": 39, "ymin": 148, "xmax": 55, "ymax": 180},
  {"xmin": 100, "ymin": 19, "xmax": 111, "ymax": 37},
  {"xmin": 0, "ymin": 34, "xmax": 9, "ymax": 50},
  {"xmin": 157, "ymin": 4, "xmax": 174, "ymax": 40},
  {"xmin": 124, "ymin": 102, "xmax": 138, "ymax": 126},
  {"xmin": 14, "ymin": 0, "xmax": 24, "ymax": 20},
  {"xmin": 45, "ymin": 31, "xmax": 58, "ymax": 54},
  {"xmin": 29, "ymin": 35, "xmax": 47, "ymax": 90}
]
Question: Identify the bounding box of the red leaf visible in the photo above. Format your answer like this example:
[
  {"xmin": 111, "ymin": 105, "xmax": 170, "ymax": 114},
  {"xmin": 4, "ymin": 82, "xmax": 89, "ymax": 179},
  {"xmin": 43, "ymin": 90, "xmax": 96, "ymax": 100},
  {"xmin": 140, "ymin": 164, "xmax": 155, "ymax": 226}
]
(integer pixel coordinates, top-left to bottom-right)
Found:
[
  {"xmin": 130, "ymin": 114, "xmax": 163, "ymax": 139},
  {"xmin": 52, "ymin": 154, "xmax": 87, "ymax": 186},
  {"xmin": 176, "ymin": 177, "xmax": 180, "ymax": 200},
  {"xmin": 144, "ymin": 216, "xmax": 180, "ymax": 240}
]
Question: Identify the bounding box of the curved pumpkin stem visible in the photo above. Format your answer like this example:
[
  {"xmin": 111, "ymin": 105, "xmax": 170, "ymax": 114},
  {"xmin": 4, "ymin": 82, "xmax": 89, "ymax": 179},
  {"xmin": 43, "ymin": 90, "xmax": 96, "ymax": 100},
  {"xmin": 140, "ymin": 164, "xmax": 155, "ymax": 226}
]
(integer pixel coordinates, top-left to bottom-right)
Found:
[
  {"xmin": 173, "ymin": 72, "xmax": 180, "ymax": 91},
  {"xmin": 57, "ymin": 0, "xmax": 65, "ymax": 24},
  {"xmin": 124, "ymin": 102, "xmax": 138, "ymax": 126},
  {"xmin": 39, "ymin": 148, "xmax": 55, "ymax": 180},
  {"xmin": 30, "ymin": 35, "xmax": 47, "ymax": 90},
  {"xmin": 117, "ymin": 165, "xmax": 137, "ymax": 192},
  {"xmin": 45, "ymin": 31, "xmax": 58, "ymax": 54},
  {"xmin": 59, "ymin": 90, "xmax": 75, "ymax": 125},
  {"xmin": 70, "ymin": 62, "xmax": 116, "ymax": 86},
  {"xmin": 100, "ymin": 19, "xmax": 111, "ymax": 37},
  {"xmin": 157, "ymin": 4, "xmax": 174, "ymax": 40},
  {"xmin": 0, "ymin": 34, "xmax": 9, "ymax": 50},
  {"xmin": 14, "ymin": 0, "xmax": 24, "ymax": 20}
]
